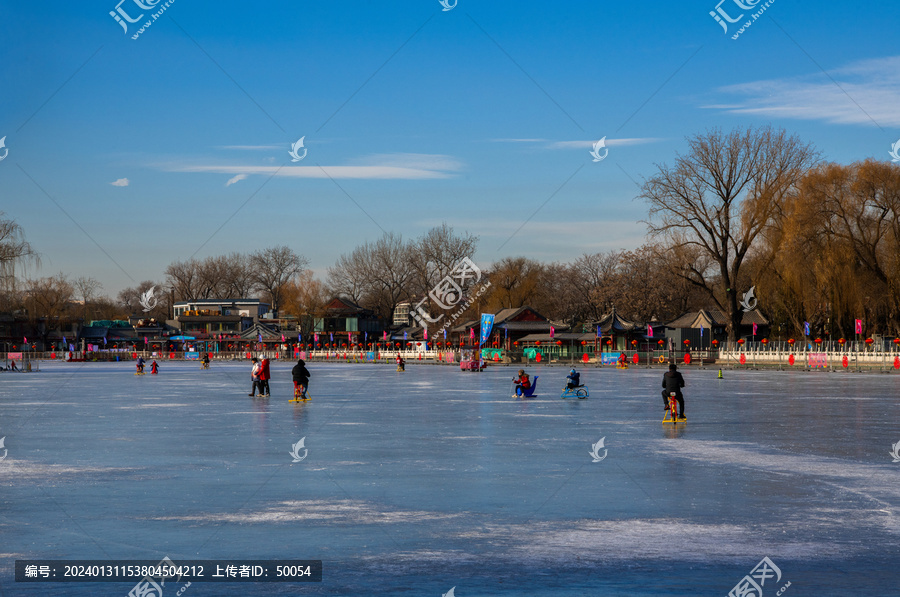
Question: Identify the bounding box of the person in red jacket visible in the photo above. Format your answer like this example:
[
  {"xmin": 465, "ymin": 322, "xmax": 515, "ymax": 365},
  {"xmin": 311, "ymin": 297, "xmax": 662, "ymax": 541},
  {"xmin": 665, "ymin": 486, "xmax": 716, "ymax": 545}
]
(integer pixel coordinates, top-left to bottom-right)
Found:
[
  {"xmin": 258, "ymin": 357, "xmax": 271, "ymax": 397},
  {"xmin": 514, "ymin": 369, "xmax": 531, "ymax": 397}
]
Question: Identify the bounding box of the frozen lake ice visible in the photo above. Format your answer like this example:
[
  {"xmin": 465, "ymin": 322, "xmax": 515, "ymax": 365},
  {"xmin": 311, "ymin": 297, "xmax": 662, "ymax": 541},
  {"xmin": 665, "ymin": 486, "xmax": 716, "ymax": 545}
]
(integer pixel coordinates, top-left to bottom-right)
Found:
[{"xmin": 0, "ymin": 360, "xmax": 898, "ymax": 596}]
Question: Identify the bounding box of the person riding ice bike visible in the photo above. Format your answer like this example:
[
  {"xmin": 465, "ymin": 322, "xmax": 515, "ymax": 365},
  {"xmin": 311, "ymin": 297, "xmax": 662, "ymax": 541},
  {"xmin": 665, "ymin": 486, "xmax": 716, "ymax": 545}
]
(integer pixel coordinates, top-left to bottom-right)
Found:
[
  {"xmin": 661, "ymin": 363, "xmax": 685, "ymax": 419},
  {"xmin": 566, "ymin": 368, "xmax": 581, "ymax": 390}
]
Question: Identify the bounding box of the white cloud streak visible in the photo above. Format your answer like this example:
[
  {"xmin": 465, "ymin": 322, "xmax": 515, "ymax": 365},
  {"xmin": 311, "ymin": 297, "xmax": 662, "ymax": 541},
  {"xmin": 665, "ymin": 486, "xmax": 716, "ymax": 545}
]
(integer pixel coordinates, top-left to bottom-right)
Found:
[
  {"xmin": 225, "ymin": 174, "xmax": 248, "ymax": 186},
  {"xmin": 707, "ymin": 56, "xmax": 900, "ymax": 128},
  {"xmin": 110, "ymin": 178, "xmax": 129, "ymax": 187}
]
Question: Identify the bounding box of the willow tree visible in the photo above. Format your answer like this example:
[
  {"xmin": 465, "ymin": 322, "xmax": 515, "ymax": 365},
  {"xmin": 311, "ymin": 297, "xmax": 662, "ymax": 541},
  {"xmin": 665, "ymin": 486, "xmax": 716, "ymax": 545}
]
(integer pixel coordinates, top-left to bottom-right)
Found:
[{"xmin": 641, "ymin": 126, "xmax": 819, "ymax": 340}]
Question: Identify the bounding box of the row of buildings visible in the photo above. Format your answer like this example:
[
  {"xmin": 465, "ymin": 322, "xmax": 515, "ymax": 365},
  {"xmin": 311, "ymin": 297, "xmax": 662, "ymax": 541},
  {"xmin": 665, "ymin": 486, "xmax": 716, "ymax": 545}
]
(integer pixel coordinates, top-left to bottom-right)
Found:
[{"xmin": 0, "ymin": 295, "xmax": 770, "ymax": 353}]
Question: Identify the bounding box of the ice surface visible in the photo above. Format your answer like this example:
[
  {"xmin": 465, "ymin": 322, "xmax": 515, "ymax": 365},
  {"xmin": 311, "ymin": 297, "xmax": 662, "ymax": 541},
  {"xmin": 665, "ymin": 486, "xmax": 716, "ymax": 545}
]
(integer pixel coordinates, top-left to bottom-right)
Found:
[{"xmin": 0, "ymin": 361, "xmax": 898, "ymax": 595}]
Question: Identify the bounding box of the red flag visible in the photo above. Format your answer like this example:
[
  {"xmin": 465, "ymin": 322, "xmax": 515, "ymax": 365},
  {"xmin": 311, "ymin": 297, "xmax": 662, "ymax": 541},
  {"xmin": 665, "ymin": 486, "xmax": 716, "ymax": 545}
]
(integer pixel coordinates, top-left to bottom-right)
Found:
[
  {"xmin": 855, "ymin": 319, "xmax": 862, "ymax": 334},
  {"xmin": 470, "ymin": 328, "xmax": 474, "ymax": 339},
  {"xmin": 647, "ymin": 324, "xmax": 653, "ymax": 338},
  {"xmin": 550, "ymin": 326, "xmax": 555, "ymax": 339},
  {"xmin": 752, "ymin": 322, "xmax": 758, "ymax": 336}
]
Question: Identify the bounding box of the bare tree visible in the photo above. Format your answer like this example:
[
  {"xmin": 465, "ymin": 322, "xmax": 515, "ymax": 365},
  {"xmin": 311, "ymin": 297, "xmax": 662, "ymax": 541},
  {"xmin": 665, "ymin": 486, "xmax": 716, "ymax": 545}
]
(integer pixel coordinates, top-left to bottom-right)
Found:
[
  {"xmin": 165, "ymin": 259, "xmax": 201, "ymax": 301},
  {"xmin": 220, "ymin": 252, "xmax": 254, "ymax": 298},
  {"xmin": 249, "ymin": 246, "xmax": 309, "ymax": 316},
  {"xmin": 24, "ymin": 273, "xmax": 74, "ymax": 322},
  {"xmin": 642, "ymin": 126, "xmax": 819, "ymax": 340},
  {"xmin": 0, "ymin": 212, "xmax": 39, "ymax": 296},
  {"xmin": 74, "ymin": 276, "xmax": 103, "ymax": 321},
  {"xmin": 408, "ymin": 223, "xmax": 479, "ymax": 298}
]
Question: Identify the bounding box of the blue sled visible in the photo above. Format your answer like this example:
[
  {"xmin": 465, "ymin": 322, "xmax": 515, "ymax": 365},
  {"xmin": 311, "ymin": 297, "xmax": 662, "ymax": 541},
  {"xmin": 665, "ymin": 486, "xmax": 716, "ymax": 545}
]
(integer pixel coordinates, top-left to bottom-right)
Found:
[
  {"xmin": 514, "ymin": 375, "xmax": 539, "ymax": 398},
  {"xmin": 561, "ymin": 385, "xmax": 589, "ymax": 399}
]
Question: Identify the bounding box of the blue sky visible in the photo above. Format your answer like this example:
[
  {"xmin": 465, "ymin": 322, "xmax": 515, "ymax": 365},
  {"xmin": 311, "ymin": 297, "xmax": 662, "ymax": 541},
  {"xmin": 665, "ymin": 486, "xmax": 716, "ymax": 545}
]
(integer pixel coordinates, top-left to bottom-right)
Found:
[{"xmin": 2, "ymin": 0, "xmax": 898, "ymax": 296}]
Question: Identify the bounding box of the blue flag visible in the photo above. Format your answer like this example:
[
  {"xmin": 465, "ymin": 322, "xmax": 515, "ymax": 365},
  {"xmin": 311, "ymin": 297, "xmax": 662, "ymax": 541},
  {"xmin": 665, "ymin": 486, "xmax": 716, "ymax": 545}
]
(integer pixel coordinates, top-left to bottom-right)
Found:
[
  {"xmin": 700, "ymin": 325, "xmax": 703, "ymax": 337},
  {"xmin": 804, "ymin": 321, "xmax": 810, "ymax": 336},
  {"xmin": 479, "ymin": 313, "xmax": 495, "ymax": 345},
  {"xmin": 596, "ymin": 326, "xmax": 601, "ymax": 338}
]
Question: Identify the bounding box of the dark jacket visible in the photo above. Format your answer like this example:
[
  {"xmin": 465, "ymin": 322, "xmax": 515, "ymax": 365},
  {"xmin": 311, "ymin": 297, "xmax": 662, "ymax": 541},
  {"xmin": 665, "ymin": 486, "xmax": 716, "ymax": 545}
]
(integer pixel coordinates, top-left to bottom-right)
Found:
[
  {"xmin": 292, "ymin": 362, "xmax": 311, "ymax": 382},
  {"xmin": 662, "ymin": 370, "xmax": 685, "ymax": 395}
]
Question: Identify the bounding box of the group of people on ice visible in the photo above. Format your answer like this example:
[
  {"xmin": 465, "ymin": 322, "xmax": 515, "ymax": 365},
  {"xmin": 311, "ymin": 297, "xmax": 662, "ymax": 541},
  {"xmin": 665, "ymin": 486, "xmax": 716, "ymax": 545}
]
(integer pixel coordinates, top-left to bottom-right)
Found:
[{"xmin": 248, "ymin": 356, "xmax": 311, "ymax": 400}]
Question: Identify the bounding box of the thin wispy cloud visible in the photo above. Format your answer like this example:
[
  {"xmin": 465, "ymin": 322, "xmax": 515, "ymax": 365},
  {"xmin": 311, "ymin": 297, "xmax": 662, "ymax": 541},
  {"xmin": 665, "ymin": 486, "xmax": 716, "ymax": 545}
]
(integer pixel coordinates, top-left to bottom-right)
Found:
[
  {"xmin": 219, "ymin": 145, "xmax": 283, "ymax": 151},
  {"xmin": 707, "ymin": 56, "xmax": 900, "ymax": 127},
  {"xmin": 110, "ymin": 178, "xmax": 129, "ymax": 187},
  {"xmin": 548, "ymin": 138, "xmax": 665, "ymax": 149},
  {"xmin": 167, "ymin": 153, "xmax": 461, "ymax": 180},
  {"xmin": 491, "ymin": 138, "xmax": 664, "ymax": 149},
  {"xmin": 225, "ymin": 174, "xmax": 248, "ymax": 186}
]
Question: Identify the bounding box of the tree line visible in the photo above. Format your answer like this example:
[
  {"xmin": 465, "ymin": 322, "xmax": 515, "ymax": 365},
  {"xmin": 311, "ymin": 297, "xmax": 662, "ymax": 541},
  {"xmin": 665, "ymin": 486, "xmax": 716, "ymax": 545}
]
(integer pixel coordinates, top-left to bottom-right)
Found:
[{"xmin": 2, "ymin": 125, "xmax": 899, "ymax": 341}]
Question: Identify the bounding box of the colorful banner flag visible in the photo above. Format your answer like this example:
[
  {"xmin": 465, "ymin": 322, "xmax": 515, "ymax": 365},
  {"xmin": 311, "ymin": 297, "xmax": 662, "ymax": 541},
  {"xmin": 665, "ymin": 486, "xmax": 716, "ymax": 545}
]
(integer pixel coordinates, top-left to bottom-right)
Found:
[
  {"xmin": 424, "ymin": 328, "xmax": 428, "ymax": 340},
  {"xmin": 596, "ymin": 326, "xmax": 601, "ymax": 338},
  {"xmin": 470, "ymin": 328, "xmax": 475, "ymax": 340},
  {"xmin": 258, "ymin": 333, "xmax": 263, "ymax": 342},
  {"xmin": 403, "ymin": 331, "xmax": 407, "ymax": 340},
  {"xmin": 330, "ymin": 332, "xmax": 334, "ymax": 342},
  {"xmin": 315, "ymin": 332, "xmax": 319, "ymax": 342},
  {"xmin": 647, "ymin": 324, "xmax": 653, "ymax": 337},
  {"xmin": 550, "ymin": 326, "xmax": 555, "ymax": 339},
  {"xmin": 752, "ymin": 322, "xmax": 758, "ymax": 336},
  {"xmin": 144, "ymin": 337, "xmax": 148, "ymax": 345},
  {"xmin": 804, "ymin": 321, "xmax": 810, "ymax": 336},
  {"xmin": 281, "ymin": 334, "xmax": 285, "ymax": 342},
  {"xmin": 855, "ymin": 319, "xmax": 862, "ymax": 334},
  {"xmin": 23, "ymin": 336, "xmax": 27, "ymax": 344},
  {"xmin": 443, "ymin": 329, "xmax": 447, "ymax": 339},
  {"xmin": 103, "ymin": 336, "xmax": 107, "ymax": 346},
  {"xmin": 383, "ymin": 330, "xmax": 388, "ymax": 340},
  {"xmin": 479, "ymin": 314, "xmax": 495, "ymax": 346},
  {"xmin": 700, "ymin": 325, "xmax": 704, "ymax": 337}
]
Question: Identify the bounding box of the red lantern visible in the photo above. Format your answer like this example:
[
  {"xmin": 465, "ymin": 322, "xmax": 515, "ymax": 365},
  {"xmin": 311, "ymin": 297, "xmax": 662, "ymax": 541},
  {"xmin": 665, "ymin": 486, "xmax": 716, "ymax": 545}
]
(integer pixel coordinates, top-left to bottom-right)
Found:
[
  {"xmin": 535, "ymin": 341, "xmax": 541, "ymax": 346},
  {"xmin": 658, "ymin": 339, "xmax": 664, "ymax": 346},
  {"xmin": 556, "ymin": 340, "xmax": 561, "ymax": 346},
  {"xmin": 711, "ymin": 339, "xmax": 719, "ymax": 346},
  {"xmin": 683, "ymin": 339, "xmax": 690, "ymax": 346},
  {"xmin": 838, "ymin": 338, "xmax": 846, "ymax": 345},
  {"xmin": 865, "ymin": 338, "xmax": 874, "ymax": 345},
  {"xmin": 605, "ymin": 339, "xmax": 612, "ymax": 346},
  {"xmin": 815, "ymin": 338, "xmax": 823, "ymax": 344},
  {"xmin": 631, "ymin": 339, "xmax": 637, "ymax": 347},
  {"xmin": 513, "ymin": 341, "xmax": 519, "ymax": 347},
  {"xmin": 894, "ymin": 338, "xmax": 900, "ymax": 345},
  {"xmin": 737, "ymin": 339, "xmax": 745, "ymax": 345},
  {"xmin": 787, "ymin": 338, "xmax": 795, "ymax": 345},
  {"xmin": 581, "ymin": 340, "xmax": 586, "ymax": 346},
  {"xmin": 761, "ymin": 338, "xmax": 768, "ymax": 344}
]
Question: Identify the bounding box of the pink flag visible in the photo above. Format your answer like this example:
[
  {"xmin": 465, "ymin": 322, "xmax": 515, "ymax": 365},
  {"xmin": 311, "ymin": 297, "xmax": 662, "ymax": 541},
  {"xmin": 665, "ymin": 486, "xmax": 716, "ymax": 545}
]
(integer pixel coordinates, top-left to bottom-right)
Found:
[
  {"xmin": 424, "ymin": 328, "xmax": 428, "ymax": 340},
  {"xmin": 855, "ymin": 319, "xmax": 862, "ymax": 334},
  {"xmin": 383, "ymin": 330, "xmax": 387, "ymax": 340},
  {"xmin": 144, "ymin": 337, "xmax": 148, "ymax": 345},
  {"xmin": 23, "ymin": 336, "xmax": 27, "ymax": 344},
  {"xmin": 752, "ymin": 322, "xmax": 758, "ymax": 336},
  {"xmin": 647, "ymin": 324, "xmax": 653, "ymax": 338},
  {"xmin": 281, "ymin": 334, "xmax": 285, "ymax": 342},
  {"xmin": 470, "ymin": 328, "xmax": 475, "ymax": 339},
  {"xmin": 314, "ymin": 332, "xmax": 319, "ymax": 342},
  {"xmin": 550, "ymin": 326, "xmax": 555, "ymax": 338}
]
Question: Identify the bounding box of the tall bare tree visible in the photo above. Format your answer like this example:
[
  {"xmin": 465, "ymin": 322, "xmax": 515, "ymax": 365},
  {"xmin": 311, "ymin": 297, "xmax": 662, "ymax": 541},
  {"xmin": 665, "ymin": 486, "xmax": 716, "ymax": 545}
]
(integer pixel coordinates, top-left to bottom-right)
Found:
[
  {"xmin": 249, "ymin": 246, "xmax": 308, "ymax": 316},
  {"xmin": 642, "ymin": 126, "xmax": 819, "ymax": 340}
]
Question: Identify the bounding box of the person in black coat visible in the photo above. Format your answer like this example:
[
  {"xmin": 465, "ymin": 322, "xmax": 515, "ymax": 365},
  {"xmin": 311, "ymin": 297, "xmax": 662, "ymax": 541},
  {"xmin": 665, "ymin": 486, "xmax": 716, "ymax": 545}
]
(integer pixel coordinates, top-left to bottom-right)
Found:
[
  {"xmin": 661, "ymin": 363, "xmax": 685, "ymax": 418},
  {"xmin": 292, "ymin": 358, "xmax": 311, "ymax": 399}
]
